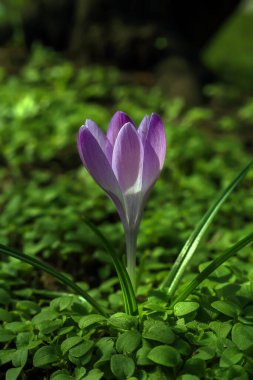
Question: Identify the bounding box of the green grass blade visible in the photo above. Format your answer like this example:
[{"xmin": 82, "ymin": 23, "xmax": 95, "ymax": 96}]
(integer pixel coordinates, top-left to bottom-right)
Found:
[
  {"xmin": 0, "ymin": 243, "xmax": 109, "ymax": 317},
  {"xmin": 84, "ymin": 219, "xmax": 138, "ymax": 316},
  {"xmin": 161, "ymin": 160, "xmax": 253, "ymax": 296},
  {"xmin": 169, "ymin": 232, "xmax": 253, "ymax": 308}
]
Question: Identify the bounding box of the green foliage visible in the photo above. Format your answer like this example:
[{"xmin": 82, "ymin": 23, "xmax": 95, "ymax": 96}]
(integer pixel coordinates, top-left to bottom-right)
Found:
[
  {"xmin": 0, "ymin": 45, "xmax": 253, "ymax": 378},
  {"xmin": 147, "ymin": 345, "xmax": 181, "ymax": 367},
  {"xmin": 174, "ymin": 302, "xmax": 199, "ymax": 317},
  {"xmin": 0, "ymin": 294, "xmax": 253, "ymax": 377},
  {"xmin": 142, "ymin": 319, "xmax": 175, "ymax": 344},
  {"xmin": 110, "ymin": 354, "xmax": 135, "ymax": 379}
]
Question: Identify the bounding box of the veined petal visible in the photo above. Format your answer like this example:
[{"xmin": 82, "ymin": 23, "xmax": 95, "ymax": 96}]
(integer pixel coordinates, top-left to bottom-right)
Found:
[
  {"xmin": 142, "ymin": 113, "xmax": 166, "ymax": 190},
  {"xmin": 146, "ymin": 113, "xmax": 166, "ymax": 168},
  {"xmin": 77, "ymin": 127, "xmax": 121, "ymax": 196},
  {"xmin": 83, "ymin": 119, "xmax": 113, "ymax": 163},
  {"xmin": 85, "ymin": 119, "xmax": 106, "ymax": 149},
  {"xmin": 112, "ymin": 122, "xmax": 144, "ymax": 194},
  {"xmin": 123, "ymin": 192, "xmax": 144, "ymax": 229},
  {"xmin": 108, "ymin": 191, "xmax": 128, "ymax": 227},
  {"xmin": 142, "ymin": 141, "xmax": 161, "ymax": 191},
  {"xmin": 138, "ymin": 115, "xmax": 150, "ymax": 144},
  {"xmin": 107, "ymin": 111, "xmax": 133, "ymax": 146}
]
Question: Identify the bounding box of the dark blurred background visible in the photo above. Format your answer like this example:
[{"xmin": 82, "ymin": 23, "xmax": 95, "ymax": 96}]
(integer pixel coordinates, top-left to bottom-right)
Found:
[{"xmin": 1, "ymin": 0, "xmax": 253, "ymax": 103}]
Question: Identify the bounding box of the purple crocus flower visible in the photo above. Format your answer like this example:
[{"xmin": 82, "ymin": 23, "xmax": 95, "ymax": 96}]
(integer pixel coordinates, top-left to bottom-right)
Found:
[{"xmin": 78, "ymin": 111, "xmax": 166, "ymax": 289}]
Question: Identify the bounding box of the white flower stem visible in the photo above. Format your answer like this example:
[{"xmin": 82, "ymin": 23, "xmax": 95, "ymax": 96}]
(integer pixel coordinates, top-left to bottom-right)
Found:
[{"xmin": 125, "ymin": 227, "xmax": 138, "ymax": 292}]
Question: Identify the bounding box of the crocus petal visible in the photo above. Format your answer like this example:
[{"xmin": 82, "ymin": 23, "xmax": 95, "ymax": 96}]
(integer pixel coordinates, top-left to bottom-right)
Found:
[
  {"xmin": 123, "ymin": 192, "xmax": 144, "ymax": 228},
  {"xmin": 107, "ymin": 111, "xmax": 133, "ymax": 146},
  {"xmin": 141, "ymin": 113, "xmax": 166, "ymax": 191},
  {"xmin": 78, "ymin": 127, "xmax": 121, "ymax": 196},
  {"xmin": 108, "ymin": 191, "xmax": 128, "ymax": 228},
  {"xmin": 145, "ymin": 113, "xmax": 166, "ymax": 168},
  {"xmin": 112, "ymin": 122, "xmax": 143, "ymax": 194},
  {"xmin": 85, "ymin": 119, "xmax": 106, "ymax": 149},
  {"xmin": 138, "ymin": 115, "xmax": 150, "ymax": 144},
  {"xmin": 142, "ymin": 141, "xmax": 161, "ymax": 191},
  {"xmin": 82, "ymin": 119, "xmax": 113, "ymax": 163}
]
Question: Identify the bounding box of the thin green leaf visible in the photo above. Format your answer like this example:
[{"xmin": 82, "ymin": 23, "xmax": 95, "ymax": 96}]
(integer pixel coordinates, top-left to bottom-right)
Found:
[
  {"xmin": 0, "ymin": 244, "xmax": 109, "ymax": 317},
  {"xmin": 170, "ymin": 232, "xmax": 253, "ymax": 308},
  {"xmin": 83, "ymin": 219, "xmax": 138, "ymax": 316},
  {"xmin": 161, "ymin": 160, "xmax": 253, "ymax": 296}
]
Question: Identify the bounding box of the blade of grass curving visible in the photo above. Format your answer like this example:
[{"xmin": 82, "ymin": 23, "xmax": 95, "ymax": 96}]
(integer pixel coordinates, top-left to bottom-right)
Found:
[
  {"xmin": 169, "ymin": 232, "xmax": 253, "ymax": 308},
  {"xmin": 83, "ymin": 219, "xmax": 138, "ymax": 316},
  {"xmin": 0, "ymin": 243, "xmax": 109, "ymax": 317},
  {"xmin": 161, "ymin": 160, "xmax": 253, "ymax": 296}
]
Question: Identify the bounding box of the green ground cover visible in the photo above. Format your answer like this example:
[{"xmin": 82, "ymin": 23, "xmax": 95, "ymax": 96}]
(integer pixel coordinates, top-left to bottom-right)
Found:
[{"xmin": 0, "ymin": 46, "xmax": 253, "ymax": 379}]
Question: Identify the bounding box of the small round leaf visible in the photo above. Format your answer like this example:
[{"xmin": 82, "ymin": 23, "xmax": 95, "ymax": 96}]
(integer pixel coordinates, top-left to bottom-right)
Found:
[
  {"xmin": 111, "ymin": 354, "xmax": 135, "ymax": 379},
  {"xmin": 147, "ymin": 345, "xmax": 181, "ymax": 367},
  {"xmin": 33, "ymin": 346, "xmax": 59, "ymax": 367},
  {"xmin": 174, "ymin": 302, "xmax": 199, "ymax": 317},
  {"xmin": 116, "ymin": 331, "xmax": 141, "ymax": 354}
]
